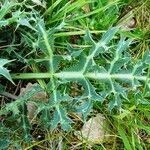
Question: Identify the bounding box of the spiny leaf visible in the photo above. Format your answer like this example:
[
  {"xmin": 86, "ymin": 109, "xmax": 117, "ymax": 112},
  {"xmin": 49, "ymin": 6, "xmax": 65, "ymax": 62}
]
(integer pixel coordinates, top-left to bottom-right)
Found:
[
  {"xmin": 81, "ymin": 79, "xmax": 103, "ymax": 101},
  {"xmin": 48, "ymin": 91, "xmax": 71, "ymax": 106},
  {"xmin": 0, "ymin": 20, "xmax": 9, "ymax": 27},
  {"xmin": 89, "ymin": 27, "xmax": 119, "ymax": 55},
  {"xmin": 0, "ymin": 84, "xmax": 43, "ymax": 115},
  {"xmin": 36, "ymin": 19, "xmax": 54, "ymax": 57},
  {"xmin": 84, "ymin": 30, "xmax": 96, "ymax": 45},
  {"xmin": 0, "ymin": 59, "xmax": 14, "ymax": 83},
  {"xmin": 2, "ymin": 24, "xmax": 150, "ymax": 132},
  {"xmin": 74, "ymin": 99, "xmax": 92, "ymax": 120},
  {"xmin": 67, "ymin": 44, "xmax": 83, "ymax": 58},
  {"xmin": 0, "ymin": 139, "xmax": 10, "ymax": 150},
  {"xmin": 51, "ymin": 106, "xmax": 72, "ymax": 131},
  {"xmin": 0, "ymin": 0, "xmax": 17, "ymax": 20},
  {"xmin": 20, "ymin": 114, "xmax": 31, "ymax": 142},
  {"xmin": 99, "ymin": 27, "xmax": 119, "ymax": 44},
  {"xmin": 143, "ymin": 50, "xmax": 150, "ymax": 64},
  {"xmin": 40, "ymin": 109, "xmax": 51, "ymax": 128}
]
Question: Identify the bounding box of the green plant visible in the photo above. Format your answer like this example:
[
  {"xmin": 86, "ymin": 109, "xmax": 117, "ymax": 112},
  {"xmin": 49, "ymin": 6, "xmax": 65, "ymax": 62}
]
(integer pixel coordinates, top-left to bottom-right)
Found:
[
  {"xmin": 0, "ymin": 59, "xmax": 14, "ymax": 83},
  {"xmin": 1, "ymin": 19, "xmax": 150, "ymax": 128},
  {"xmin": 0, "ymin": 0, "xmax": 150, "ymax": 149}
]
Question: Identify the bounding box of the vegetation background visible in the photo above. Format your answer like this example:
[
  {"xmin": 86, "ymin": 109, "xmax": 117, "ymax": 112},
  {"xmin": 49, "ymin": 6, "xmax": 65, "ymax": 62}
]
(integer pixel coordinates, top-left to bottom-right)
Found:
[{"xmin": 0, "ymin": 0, "xmax": 150, "ymax": 149}]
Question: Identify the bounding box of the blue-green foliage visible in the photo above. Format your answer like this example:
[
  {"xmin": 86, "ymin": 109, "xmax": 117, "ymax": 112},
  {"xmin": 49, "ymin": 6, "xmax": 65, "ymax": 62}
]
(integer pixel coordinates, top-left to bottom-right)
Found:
[
  {"xmin": 0, "ymin": 1, "xmax": 150, "ymax": 142},
  {"xmin": 0, "ymin": 59, "xmax": 14, "ymax": 83},
  {"xmin": 1, "ymin": 19, "xmax": 150, "ymax": 133}
]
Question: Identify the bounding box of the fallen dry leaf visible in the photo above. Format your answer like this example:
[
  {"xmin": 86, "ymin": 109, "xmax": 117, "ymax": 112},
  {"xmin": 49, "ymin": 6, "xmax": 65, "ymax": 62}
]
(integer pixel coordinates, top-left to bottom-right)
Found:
[{"xmin": 19, "ymin": 82, "xmax": 47, "ymax": 120}]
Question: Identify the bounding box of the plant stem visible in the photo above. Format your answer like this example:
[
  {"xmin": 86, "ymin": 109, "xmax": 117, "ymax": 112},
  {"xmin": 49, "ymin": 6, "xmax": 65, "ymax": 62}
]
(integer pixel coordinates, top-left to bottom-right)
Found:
[
  {"xmin": 11, "ymin": 72, "xmax": 149, "ymax": 82},
  {"xmin": 0, "ymin": 91, "xmax": 18, "ymax": 100},
  {"xmin": 11, "ymin": 73, "xmax": 52, "ymax": 79}
]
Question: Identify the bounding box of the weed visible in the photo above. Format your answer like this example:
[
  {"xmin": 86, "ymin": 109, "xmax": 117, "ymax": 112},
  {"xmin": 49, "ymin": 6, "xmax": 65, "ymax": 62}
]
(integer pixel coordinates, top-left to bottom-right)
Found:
[{"xmin": 0, "ymin": 0, "xmax": 150, "ymax": 149}]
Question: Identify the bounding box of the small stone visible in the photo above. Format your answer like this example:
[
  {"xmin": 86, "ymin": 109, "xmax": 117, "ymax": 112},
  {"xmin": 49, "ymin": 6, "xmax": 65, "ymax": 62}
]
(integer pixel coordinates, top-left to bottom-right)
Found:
[{"xmin": 75, "ymin": 113, "xmax": 110, "ymax": 144}]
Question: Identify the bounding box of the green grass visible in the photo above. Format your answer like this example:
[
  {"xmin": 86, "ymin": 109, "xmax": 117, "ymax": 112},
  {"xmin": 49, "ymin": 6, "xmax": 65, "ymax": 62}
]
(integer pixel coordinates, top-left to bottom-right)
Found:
[{"xmin": 0, "ymin": 0, "xmax": 150, "ymax": 149}]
